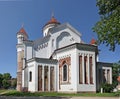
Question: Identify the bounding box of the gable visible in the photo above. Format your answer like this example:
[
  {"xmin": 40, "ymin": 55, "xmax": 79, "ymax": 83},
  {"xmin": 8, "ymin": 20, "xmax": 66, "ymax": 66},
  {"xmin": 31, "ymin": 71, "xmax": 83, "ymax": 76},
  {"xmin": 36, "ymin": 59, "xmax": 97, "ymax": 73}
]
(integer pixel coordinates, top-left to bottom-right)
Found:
[
  {"xmin": 56, "ymin": 31, "xmax": 71, "ymax": 48},
  {"xmin": 50, "ymin": 23, "xmax": 82, "ymax": 49}
]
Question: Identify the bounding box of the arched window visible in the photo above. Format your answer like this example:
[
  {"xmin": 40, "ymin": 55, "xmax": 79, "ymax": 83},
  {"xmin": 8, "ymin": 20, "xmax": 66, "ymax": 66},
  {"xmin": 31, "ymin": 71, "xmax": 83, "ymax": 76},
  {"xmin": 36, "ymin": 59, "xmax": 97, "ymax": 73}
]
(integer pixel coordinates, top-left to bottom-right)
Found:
[
  {"xmin": 29, "ymin": 71, "xmax": 32, "ymax": 82},
  {"xmin": 63, "ymin": 64, "xmax": 67, "ymax": 81},
  {"xmin": 52, "ymin": 39, "xmax": 54, "ymax": 47}
]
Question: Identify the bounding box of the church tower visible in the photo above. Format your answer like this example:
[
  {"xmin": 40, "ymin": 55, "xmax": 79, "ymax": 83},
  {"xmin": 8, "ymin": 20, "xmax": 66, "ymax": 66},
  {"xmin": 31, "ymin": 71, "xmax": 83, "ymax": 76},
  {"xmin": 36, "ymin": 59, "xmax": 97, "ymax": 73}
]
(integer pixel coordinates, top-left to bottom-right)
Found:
[
  {"xmin": 16, "ymin": 27, "xmax": 28, "ymax": 91},
  {"xmin": 42, "ymin": 15, "xmax": 60, "ymax": 37}
]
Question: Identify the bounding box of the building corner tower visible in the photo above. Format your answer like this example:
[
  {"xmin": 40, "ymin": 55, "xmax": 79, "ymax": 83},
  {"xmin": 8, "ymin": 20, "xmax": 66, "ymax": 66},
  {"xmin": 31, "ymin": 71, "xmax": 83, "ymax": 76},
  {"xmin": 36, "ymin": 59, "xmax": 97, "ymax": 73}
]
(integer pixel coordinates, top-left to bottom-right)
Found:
[{"xmin": 16, "ymin": 27, "xmax": 28, "ymax": 91}]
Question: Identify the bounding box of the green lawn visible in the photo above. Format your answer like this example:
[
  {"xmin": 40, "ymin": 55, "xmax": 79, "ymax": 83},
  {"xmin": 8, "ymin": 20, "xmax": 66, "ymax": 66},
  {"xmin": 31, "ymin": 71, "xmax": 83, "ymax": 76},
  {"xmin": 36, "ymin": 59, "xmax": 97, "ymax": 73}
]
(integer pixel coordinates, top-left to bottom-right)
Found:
[{"xmin": 0, "ymin": 90, "xmax": 120, "ymax": 97}]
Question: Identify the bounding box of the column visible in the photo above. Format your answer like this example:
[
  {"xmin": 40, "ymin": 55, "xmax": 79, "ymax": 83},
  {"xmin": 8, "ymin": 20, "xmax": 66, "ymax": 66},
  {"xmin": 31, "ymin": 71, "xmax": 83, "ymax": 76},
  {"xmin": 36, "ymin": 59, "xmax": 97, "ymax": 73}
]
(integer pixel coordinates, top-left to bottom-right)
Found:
[
  {"xmin": 82, "ymin": 54, "xmax": 85, "ymax": 84},
  {"xmin": 107, "ymin": 69, "xmax": 110, "ymax": 84},
  {"xmin": 92, "ymin": 56, "xmax": 94, "ymax": 84},
  {"xmin": 105, "ymin": 69, "xmax": 107, "ymax": 83},
  {"xmin": 79, "ymin": 55, "xmax": 83, "ymax": 84},
  {"xmin": 48, "ymin": 66, "xmax": 50, "ymax": 91},
  {"xmin": 87, "ymin": 54, "xmax": 90, "ymax": 84},
  {"xmin": 42, "ymin": 66, "xmax": 44, "ymax": 91},
  {"xmin": 110, "ymin": 68, "xmax": 112, "ymax": 84}
]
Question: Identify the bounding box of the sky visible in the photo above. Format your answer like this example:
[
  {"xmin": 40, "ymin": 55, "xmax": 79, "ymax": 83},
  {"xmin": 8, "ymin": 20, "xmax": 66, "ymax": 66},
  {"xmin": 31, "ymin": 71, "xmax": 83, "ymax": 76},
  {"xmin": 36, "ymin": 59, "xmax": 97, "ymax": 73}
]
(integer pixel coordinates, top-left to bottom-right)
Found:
[{"xmin": 0, "ymin": 0, "xmax": 119, "ymax": 78}]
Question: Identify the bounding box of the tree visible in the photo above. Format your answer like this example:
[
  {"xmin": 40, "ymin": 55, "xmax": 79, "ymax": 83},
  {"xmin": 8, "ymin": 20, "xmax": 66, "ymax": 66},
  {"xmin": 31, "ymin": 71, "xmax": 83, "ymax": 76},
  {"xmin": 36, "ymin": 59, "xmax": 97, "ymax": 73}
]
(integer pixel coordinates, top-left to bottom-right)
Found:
[
  {"xmin": 112, "ymin": 61, "xmax": 120, "ymax": 87},
  {"xmin": 0, "ymin": 73, "xmax": 16, "ymax": 89},
  {"xmin": 2, "ymin": 79, "xmax": 11, "ymax": 89},
  {"xmin": 93, "ymin": 0, "xmax": 120, "ymax": 51},
  {"xmin": 0, "ymin": 73, "xmax": 3, "ymax": 88},
  {"xmin": 2, "ymin": 73, "xmax": 12, "ymax": 89},
  {"xmin": 3, "ymin": 73, "xmax": 11, "ymax": 80}
]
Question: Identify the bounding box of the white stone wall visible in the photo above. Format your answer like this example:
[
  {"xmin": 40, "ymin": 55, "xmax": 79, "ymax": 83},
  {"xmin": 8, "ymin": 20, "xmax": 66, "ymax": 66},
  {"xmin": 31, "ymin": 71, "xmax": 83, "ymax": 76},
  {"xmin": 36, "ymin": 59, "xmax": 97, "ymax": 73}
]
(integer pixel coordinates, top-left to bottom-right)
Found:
[
  {"xmin": 54, "ymin": 47, "xmax": 97, "ymax": 92},
  {"xmin": 27, "ymin": 61, "xmax": 36, "ymax": 92},
  {"xmin": 22, "ymin": 68, "xmax": 28, "ymax": 88},
  {"xmin": 49, "ymin": 28, "xmax": 81, "ymax": 56},
  {"xmin": 76, "ymin": 50, "xmax": 96, "ymax": 92},
  {"xmin": 35, "ymin": 42, "xmax": 49, "ymax": 58},
  {"xmin": 26, "ymin": 46, "xmax": 33, "ymax": 60},
  {"xmin": 27, "ymin": 60, "xmax": 57, "ymax": 92},
  {"xmin": 54, "ymin": 48, "xmax": 78, "ymax": 92},
  {"xmin": 34, "ymin": 23, "xmax": 81, "ymax": 59},
  {"xmin": 35, "ymin": 62, "xmax": 57, "ymax": 92}
]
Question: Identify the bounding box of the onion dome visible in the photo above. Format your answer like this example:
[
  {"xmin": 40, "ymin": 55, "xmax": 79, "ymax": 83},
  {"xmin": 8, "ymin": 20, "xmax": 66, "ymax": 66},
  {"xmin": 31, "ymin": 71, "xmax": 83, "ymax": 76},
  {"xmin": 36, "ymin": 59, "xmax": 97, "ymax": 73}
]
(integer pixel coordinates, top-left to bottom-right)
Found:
[
  {"xmin": 45, "ymin": 16, "xmax": 60, "ymax": 26},
  {"xmin": 17, "ymin": 27, "xmax": 28, "ymax": 38},
  {"xmin": 43, "ymin": 15, "xmax": 60, "ymax": 37},
  {"xmin": 117, "ymin": 76, "xmax": 120, "ymax": 82},
  {"xmin": 90, "ymin": 38, "xmax": 96, "ymax": 45}
]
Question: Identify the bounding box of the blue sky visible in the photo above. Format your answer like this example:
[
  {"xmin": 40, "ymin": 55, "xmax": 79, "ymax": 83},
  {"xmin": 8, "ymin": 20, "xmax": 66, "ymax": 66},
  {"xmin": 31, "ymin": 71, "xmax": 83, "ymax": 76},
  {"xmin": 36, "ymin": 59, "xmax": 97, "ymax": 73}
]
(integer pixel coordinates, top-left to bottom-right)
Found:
[{"xmin": 0, "ymin": 0, "xmax": 119, "ymax": 78}]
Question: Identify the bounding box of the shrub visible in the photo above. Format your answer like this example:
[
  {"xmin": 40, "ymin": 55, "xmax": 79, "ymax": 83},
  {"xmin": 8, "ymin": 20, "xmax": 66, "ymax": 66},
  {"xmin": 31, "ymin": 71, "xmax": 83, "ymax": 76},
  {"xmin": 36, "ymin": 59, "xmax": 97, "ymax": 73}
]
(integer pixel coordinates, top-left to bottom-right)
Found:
[{"xmin": 101, "ymin": 83, "xmax": 113, "ymax": 93}]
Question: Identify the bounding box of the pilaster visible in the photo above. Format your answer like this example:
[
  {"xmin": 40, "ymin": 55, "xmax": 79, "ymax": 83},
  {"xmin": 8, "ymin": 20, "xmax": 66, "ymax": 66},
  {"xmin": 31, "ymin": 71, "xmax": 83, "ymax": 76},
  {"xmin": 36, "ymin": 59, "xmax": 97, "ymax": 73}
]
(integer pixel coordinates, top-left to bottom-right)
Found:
[
  {"xmin": 82, "ymin": 54, "xmax": 85, "ymax": 84},
  {"xmin": 42, "ymin": 66, "xmax": 44, "ymax": 91},
  {"xmin": 87, "ymin": 54, "xmax": 90, "ymax": 84},
  {"xmin": 48, "ymin": 66, "xmax": 50, "ymax": 91}
]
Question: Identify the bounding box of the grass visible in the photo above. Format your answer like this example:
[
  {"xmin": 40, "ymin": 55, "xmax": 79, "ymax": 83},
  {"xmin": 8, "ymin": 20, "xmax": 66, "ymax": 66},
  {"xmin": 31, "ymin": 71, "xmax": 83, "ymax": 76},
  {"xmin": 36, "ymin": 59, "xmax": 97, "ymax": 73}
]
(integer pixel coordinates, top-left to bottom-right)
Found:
[{"xmin": 0, "ymin": 90, "xmax": 120, "ymax": 97}]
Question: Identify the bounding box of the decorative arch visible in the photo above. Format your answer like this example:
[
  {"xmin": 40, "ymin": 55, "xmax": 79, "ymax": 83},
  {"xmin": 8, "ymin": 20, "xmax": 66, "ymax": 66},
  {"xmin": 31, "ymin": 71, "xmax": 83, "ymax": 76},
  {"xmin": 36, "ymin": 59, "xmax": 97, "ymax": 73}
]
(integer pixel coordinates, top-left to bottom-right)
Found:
[
  {"xmin": 56, "ymin": 32, "xmax": 71, "ymax": 48},
  {"xmin": 62, "ymin": 61, "xmax": 66, "ymax": 65},
  {"xmin": 59, "ymin": 57, "xmax": 71, "ymax": 85}
]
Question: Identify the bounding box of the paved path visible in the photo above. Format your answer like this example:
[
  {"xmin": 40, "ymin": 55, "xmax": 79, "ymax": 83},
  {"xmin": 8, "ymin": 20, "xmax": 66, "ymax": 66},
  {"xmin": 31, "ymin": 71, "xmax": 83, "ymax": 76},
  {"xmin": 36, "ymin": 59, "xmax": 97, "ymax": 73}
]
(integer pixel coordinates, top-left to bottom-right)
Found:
[
  {"xmin": 71, "ymin": 97, "xmax": 119, "ymax": 99},
  {"xmin": 0, "ymin": 96, "xmax": 119, "ymax": 99}
]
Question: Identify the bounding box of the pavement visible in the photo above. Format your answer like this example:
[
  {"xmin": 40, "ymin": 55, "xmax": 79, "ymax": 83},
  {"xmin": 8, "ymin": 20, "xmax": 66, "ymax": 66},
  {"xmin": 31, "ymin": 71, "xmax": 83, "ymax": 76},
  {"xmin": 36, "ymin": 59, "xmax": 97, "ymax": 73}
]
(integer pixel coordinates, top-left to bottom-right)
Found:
[{"xmin": 0, "ymin": 96, "xmax": 119, "ymax": 99}]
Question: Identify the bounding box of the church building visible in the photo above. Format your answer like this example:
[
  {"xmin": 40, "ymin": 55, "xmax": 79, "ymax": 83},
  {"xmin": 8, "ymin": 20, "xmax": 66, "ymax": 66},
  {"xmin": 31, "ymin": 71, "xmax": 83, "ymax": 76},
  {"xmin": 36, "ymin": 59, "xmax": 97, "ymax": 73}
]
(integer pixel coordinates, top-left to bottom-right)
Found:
[{"xmin": 16, "ymin": 16, "xmax": 112, "ymax": 93}]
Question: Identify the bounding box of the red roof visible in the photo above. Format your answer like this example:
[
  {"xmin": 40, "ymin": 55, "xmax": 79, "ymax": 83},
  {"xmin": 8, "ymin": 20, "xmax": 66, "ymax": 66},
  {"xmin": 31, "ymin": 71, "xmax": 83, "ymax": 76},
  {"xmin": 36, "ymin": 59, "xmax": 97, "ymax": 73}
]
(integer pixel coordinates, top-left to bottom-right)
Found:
[
  {"xmin": 18, "ymin": 27, "xmax": 28, "ymax": 37},
  {"xmin": 90, "ymin": 38, "xmax": 96, "ymax": 45},
  {"xmin": 45, "ymin": 16, "xmax": 60, "ymax": 26},
  {"xmin": 117, "ymin": 76, "xmax": 120, "ymax": 82}
]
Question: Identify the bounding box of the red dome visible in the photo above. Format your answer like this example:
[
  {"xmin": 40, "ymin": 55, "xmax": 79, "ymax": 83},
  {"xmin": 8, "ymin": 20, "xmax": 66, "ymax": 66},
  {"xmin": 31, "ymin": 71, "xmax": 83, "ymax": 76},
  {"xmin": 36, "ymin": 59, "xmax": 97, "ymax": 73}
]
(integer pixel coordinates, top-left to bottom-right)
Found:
[
  {"xmin": 18, "ymin": 27, "xmax": 28, "ymax": 37},
  {"xmin": 45, "ymin": 16, "xmax": 60, "ymax": 26},
  {"xmin": 117, "ymin": 76, "xmax": 120, "ymax": 82},
  {"xmin": 90, "ymin": 38, "xmax": 96, "ymax": 45}
]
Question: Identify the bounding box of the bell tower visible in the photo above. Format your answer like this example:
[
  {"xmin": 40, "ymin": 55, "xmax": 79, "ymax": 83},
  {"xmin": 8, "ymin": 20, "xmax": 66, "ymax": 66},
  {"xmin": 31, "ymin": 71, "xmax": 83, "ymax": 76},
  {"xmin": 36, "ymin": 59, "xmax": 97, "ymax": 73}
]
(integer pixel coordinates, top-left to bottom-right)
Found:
[
  {"xmin": 16, "ymin": 27, "xmax": 28, "ymax": 91},
  {"xmin": 17, "ymin": 27, "xmax": 28, "ymax": 44}
]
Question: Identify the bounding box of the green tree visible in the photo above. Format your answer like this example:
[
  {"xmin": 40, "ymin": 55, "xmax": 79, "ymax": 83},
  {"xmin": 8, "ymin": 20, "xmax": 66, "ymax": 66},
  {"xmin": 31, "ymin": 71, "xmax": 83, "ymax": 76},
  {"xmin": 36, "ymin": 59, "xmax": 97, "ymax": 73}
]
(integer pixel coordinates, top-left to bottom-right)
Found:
[
  {"xmin": 2, "ymin": 79, "xmax": 11, "ymax": 89},
  {"xmin": 112, "ymin": 61, "xmax": 120, "ymax": 87},
  {"xmin": 3, "ymin": 73, "xmax": 11, "ymax": 80},
  {"xmin": 93, "ymin": 0, "xmax": 120, "ymax": 51},
  {"xmin": 2, "ymin": 73, "xmax": 11, "ymax": 89},
  {"xmin": 0, "ymin": 73, "xmax": 3, "ymax": 88}
]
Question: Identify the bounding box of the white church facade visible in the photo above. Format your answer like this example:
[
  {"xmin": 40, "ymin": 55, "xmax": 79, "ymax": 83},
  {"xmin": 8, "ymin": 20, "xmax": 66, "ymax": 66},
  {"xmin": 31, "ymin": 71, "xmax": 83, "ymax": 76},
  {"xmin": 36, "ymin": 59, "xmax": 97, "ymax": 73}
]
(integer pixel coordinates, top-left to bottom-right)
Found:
[{"xmin": 16, "ymin": 16, "xmax": 112, "ymax": 93}]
